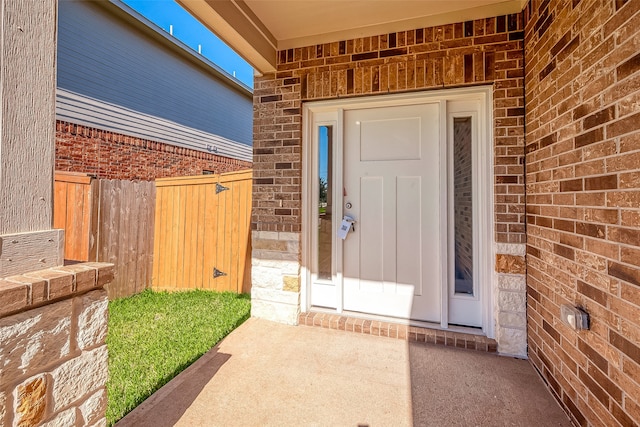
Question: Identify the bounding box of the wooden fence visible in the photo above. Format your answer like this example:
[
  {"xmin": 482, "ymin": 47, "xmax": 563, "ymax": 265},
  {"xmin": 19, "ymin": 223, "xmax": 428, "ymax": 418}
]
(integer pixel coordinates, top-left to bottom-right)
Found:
[
  {"xmin": 54, "ymin": 172, "xmax": 155, "ymax": 299},
  {"xmin": 97, "ymin": 179, "xmax": 156, "ymax": 299},
  {"xmin": 54, "ymin": 172, "xmax": 98, "ymax": 262},
  {"xmin": 54, "ymin": 170, "xmax": 252, "ymax": 298},
  {"xmin": 152, "ymin": 170, "xmax": 252, "ymax": 293}
]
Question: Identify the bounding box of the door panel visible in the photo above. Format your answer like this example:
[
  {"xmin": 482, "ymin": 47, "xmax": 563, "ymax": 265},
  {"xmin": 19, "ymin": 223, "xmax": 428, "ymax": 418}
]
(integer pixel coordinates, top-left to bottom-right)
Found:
[
  {"xmin": 343, "ymin": 103, "xmax": 441, "ymax": 322},
  {"xmin": 359, "ymin": 177, "xmax": 384, "ymax": 288},
  {"xmin": 397, "ymin": 177, "xmax": 422, "ymax": 296}
]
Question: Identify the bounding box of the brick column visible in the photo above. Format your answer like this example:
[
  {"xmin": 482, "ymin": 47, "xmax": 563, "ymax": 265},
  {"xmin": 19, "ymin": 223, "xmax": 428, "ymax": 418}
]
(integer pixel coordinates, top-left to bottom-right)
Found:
[{"xmin": 250, "ymin": 73, "xmax": 303, "ymax": 325}]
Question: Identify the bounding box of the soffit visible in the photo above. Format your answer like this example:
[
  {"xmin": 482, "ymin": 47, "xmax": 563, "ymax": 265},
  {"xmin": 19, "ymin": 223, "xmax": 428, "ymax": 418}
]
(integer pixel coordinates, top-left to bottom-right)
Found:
[
  {"xmin": 246, "ymin": 0, "xmax": 525, "ymax": 48},
  {"xmin": 178, "ymin": 0, "xmax": 526, "ymax": 74}
]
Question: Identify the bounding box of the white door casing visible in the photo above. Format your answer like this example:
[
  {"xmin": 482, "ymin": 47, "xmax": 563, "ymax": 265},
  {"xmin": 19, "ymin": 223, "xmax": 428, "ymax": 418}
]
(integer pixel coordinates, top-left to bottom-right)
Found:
[{"xmin": 302, "ymin": 88, "xmax": 494, "ymax": 336}]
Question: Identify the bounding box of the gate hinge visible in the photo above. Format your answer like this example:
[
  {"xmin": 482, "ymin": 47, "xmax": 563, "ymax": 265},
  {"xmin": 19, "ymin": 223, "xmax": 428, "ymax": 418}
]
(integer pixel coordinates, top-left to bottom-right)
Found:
[
  {"xmin": 213, "ymin": 267, "xmax": 227, "ymax": 279},
  {"xmin": 215, "ymin": 183, "xmax": 229, "ymax": 194}
]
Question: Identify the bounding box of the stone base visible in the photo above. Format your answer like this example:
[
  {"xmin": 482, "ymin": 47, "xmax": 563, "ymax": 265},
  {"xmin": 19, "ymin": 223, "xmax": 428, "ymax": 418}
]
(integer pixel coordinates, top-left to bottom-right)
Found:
[
  {"xmin": 251, "ymin": 298, "xmax": 300, "ymax": 325},
  {"xmin": 494, "ymin": 243, "xmax": 528, "ymax": 357},
  {"xmin": 0, "ymin": 263, "xmax": 113, "ymax": 427},
  {"xmin": 251, "ymin": 231, "xmax": 301, "ymax": 326}
]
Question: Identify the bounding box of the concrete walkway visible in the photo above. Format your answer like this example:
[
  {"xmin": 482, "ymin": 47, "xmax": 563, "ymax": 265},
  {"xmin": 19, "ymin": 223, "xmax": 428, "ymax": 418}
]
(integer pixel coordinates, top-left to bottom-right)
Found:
[{"xmin": 117, "ymin": 318, "xmax": 571, "ymax": 427}]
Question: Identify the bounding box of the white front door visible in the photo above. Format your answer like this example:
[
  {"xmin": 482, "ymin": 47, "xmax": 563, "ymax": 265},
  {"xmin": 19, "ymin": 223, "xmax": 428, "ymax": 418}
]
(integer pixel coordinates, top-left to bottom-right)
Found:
[
  {"xmin": 304, "ymin": 88, "xmax": 492, "ymax": 332},
  {"xmin": 342, "ymin": 103, "xmax": 442, "ymax": 322}
]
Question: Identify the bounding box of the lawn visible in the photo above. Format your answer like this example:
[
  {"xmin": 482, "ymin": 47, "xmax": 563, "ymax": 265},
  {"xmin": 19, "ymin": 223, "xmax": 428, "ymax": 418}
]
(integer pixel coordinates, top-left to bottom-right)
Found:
[{"xmin": 106, "ymin": 289, "xmax": 251, "ymax": 425}]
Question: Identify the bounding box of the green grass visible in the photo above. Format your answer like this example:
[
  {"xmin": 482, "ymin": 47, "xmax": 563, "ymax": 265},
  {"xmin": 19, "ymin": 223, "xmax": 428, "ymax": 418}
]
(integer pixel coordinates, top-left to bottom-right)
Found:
[{"xmin": 106, "ymin": 289, "xmax": 251, "ymax": 426}]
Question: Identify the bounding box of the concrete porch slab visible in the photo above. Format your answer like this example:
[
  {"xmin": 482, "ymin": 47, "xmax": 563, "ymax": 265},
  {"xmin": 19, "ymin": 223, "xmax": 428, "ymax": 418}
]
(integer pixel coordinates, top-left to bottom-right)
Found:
[{"xmin": 117, "ymin": 317, "xmax": 571, "ymax": 427}]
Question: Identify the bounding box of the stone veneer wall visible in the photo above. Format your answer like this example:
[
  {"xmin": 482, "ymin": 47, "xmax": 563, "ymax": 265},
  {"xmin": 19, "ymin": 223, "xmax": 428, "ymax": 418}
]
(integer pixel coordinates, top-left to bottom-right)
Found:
[
  {"xmin": 252, "ymin": 14, "xmax": 529, "ymax": 354},
  {"xmin": 0, "ymin": 263, "xmax": 114, "ymax": 427},
  {"xmin": 524, "ymin": 0, "xmax": 640, "ymax": 425}
]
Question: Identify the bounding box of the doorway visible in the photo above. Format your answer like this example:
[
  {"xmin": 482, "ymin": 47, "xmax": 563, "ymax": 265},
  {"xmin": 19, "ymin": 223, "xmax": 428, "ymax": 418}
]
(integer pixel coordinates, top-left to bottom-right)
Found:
[{"xmin": 303, "ymin": 88, "xmax": 493, "ymax": 334}]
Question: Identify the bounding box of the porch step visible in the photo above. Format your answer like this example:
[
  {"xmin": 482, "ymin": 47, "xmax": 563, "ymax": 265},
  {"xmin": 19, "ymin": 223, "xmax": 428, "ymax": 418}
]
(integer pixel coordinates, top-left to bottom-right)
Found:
[{"xmin": 298, "ymin": 312, "xmax": 498, "ymax": 353}]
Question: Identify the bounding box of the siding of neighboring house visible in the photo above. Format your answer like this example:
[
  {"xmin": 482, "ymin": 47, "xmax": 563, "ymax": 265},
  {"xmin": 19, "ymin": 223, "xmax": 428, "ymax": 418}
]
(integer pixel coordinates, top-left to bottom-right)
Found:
[
  {"xmin": 250, "ymin": 15, "xmax": 528, "ymax": 352},
  {"xmin": 56, "ymin": 0, "xmax": 252, "ymax": 179},
  {"xmin": 524, "ymin": 0, "xmax": 640, "ymax": 425}
]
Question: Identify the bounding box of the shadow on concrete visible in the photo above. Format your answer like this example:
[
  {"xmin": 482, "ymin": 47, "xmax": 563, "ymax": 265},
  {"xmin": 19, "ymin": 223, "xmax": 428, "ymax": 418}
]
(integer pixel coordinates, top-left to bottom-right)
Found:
[{"xmin": 116, "ymin": 349, "xmax": 231, "ymax": 427}]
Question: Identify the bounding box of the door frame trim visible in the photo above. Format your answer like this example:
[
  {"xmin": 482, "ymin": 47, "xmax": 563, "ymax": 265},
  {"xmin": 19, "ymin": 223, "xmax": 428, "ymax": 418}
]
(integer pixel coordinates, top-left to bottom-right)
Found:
[{"xmin": 301, "ymin": 86, "xmax": 495, "ymax": 338}]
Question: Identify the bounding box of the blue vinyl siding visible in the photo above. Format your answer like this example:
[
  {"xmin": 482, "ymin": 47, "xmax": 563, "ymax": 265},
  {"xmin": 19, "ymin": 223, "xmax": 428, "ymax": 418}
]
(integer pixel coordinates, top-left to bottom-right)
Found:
[{"xmin": 57, "ymin": 0, "xmax": 252, "ymax": 146}]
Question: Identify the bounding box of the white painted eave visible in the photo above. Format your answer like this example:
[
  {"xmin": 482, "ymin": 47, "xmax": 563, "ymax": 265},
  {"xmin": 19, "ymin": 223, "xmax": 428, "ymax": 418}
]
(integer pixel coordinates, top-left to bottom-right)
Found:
[
  {"xmin": 277, "ymin": 1, "xmax": 528, "ymax": 50},
  {"xmin": 177, "ymin": 0, "xmax": 278, "ymax": 74},
  {"xmin": 177, "ymin": 0, "xmax": 526, "ymax": 75}
]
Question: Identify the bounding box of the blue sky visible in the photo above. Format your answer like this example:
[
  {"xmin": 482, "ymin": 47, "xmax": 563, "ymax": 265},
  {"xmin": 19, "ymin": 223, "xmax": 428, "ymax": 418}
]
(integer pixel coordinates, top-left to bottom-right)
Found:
[
  {"xmin": 121, "ymin": 0, "xmax": 254, "ymax": 88},
  {"xmin": 319, "ymin": 127, "xmax": 329, "ymax": 182}
]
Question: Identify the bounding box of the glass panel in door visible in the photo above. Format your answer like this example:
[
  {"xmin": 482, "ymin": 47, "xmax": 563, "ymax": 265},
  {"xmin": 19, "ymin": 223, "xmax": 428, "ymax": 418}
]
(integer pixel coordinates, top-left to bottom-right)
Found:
[
  {"xmin": 453, "ymin": 117, "xmax": 473, "ymax": 296},
  {"xmin": 317, "ymin": 125, "xmax": 333, "ymax": 280}
]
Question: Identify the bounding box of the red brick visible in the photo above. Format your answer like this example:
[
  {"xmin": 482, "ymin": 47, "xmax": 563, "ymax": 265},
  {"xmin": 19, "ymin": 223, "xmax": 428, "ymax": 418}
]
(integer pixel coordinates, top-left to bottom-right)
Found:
[{"xmin": 56, "ymin": 121, "xmax": 251, "ymax": 180}]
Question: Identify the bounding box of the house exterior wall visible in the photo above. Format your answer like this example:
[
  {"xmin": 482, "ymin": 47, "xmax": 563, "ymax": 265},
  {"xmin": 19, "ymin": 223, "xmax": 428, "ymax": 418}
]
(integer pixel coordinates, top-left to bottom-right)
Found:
[
  {"xmin": 251, "ymin": 14, "xmax": 528, "ymax": 354},
  {"xmin": 57, "ymin": 0, "xmax": 252, "ymax": 146},
  {"xmin": 56, "ymin": 121, "xmax": 251, "ymax": 180},
  {"xmin": 524, "ymin": 0, "xmax": 640, "ymax": 425},
  {"xmin": 0, "ymin": 0, "xmax": 63, "ymax": 285},
  {"xmin": 56, "ymin": 0, "xmax": 253, "ymax": 179}
]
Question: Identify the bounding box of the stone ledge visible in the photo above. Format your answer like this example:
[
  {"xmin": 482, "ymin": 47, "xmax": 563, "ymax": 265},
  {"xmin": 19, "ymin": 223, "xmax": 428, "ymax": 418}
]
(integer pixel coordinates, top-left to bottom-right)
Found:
[
  {"xmin": 0, "ymin": 263, "xmax": 114, "ymax": 319},
  {"xmin": 299, "ymin": 312, "xmax": 498, "ymax": 353}
]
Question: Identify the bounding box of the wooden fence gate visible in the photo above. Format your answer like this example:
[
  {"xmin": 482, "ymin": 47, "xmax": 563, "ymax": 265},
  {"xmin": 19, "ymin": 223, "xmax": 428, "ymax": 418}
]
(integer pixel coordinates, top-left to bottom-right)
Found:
[
  {"xmin": 97, "ymin": 179, "xmax": 156, "ymax": 299},
  {"xmin": 54, "ymin": 172, "xmax": 155, "ymax": 299},
  {"xmin": 152, "ymin": 170, "xmax": 252, "ymax": 293},
  {"xmin": 54, "ymin": 170, "xmax": 252, "ymax": 299}
]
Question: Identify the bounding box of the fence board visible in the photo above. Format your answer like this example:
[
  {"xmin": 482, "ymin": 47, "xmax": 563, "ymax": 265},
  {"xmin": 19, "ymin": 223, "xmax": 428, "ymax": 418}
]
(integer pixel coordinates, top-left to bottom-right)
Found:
[
  {"xmin": 96, "ymin": 179, "xmax": 155, "ymax": 299},
  {"xmin": 152, "ymin": 170, "xmax": 252, "ymax": 293},
  {"xmin": 138, "ymin": 183, "xmax": 155, "ymax": 294},
  {"xmin": 53, "ymin": 172, "xmax": 97, "ymax": 263},
  {"xmin": 195, "ymin": 184, "xmax": 206, "ymax": 289}
]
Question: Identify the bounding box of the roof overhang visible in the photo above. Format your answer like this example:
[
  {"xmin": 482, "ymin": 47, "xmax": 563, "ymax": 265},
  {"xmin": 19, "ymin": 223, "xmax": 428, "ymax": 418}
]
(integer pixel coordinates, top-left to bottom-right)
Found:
[{"xmin": 177, "ymin": 0, "xmax": 527, "ymax": 75}]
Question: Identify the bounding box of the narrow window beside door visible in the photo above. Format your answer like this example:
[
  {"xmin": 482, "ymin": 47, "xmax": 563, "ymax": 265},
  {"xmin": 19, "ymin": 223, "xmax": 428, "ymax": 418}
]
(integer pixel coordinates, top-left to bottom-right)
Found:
[
  {"xmin": 453, "ymin": 117, "xmax": 473, "ymax": 295},
  {"xmin": 318, "ymin": 126, "xmax": 333, "ymax": 280}
]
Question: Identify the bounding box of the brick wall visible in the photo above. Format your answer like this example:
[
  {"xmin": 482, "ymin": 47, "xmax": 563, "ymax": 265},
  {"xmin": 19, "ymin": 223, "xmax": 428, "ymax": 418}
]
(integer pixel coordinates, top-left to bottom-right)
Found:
[
  {"xmin": 56, "ymin": 121, "xmax": 251, "ymax": 180},
  {"xmin": 251, "ymin": 14, "xmax": 529, "ymax": 348},
  {"xmin": 524, "ymin": 0, "xmax": 640, "ymax": 425},
  {"xmin": 254, "ymin": 14, "xmax": 526, "ymax": 242},
  {"xmin": 0, "ymin": 263, "xmax": 114, "ymax": 426}
]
